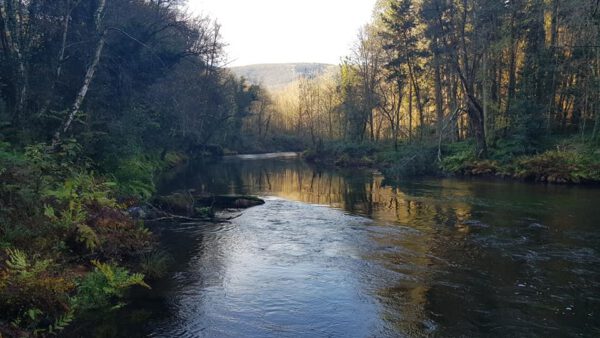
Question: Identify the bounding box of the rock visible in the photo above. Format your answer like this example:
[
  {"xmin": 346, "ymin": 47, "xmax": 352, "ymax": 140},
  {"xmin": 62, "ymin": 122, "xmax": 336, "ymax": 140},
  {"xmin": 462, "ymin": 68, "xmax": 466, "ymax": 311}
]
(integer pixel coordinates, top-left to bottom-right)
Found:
[{"xmin": 127, "ymin": 206, "xmax": 147, "ymax": 219}]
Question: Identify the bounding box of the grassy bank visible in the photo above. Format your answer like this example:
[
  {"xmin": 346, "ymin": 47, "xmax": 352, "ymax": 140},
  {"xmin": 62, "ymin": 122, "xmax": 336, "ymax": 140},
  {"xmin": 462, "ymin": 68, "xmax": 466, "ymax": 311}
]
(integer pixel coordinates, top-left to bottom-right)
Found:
[
  {"xmin": 0, "ymin": 141, "xmax": 182, "ymax": 336},
  {"xmin": 304, "ymin": 136, "xmax": 600, "ymax": 184}
]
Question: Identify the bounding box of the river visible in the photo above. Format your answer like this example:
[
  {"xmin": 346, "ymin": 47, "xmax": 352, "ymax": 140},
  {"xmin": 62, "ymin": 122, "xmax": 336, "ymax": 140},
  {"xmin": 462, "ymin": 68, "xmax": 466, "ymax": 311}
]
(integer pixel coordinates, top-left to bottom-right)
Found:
[{"xmin": 72, "ymin": 153, "xmax": 600, "ymax": 337}]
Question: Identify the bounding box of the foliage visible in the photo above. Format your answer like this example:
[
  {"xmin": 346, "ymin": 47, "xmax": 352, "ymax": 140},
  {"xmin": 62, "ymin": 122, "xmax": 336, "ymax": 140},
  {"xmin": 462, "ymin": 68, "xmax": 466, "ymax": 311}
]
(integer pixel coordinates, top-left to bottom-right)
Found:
[
  {"xmin": 139, "ymin": 250, "xmax": 173, "ymax": 280},
  {"xmin": 111, "ymin": 156, "xmax": 157, "ymax": 201},
  {"xmin": 378, "ymin": 143, "xmax": 440, "ymax": 178},
  {"xmin": 0, "ymin": 249, "xmax": 75, "ymax": 333},
  {"xmin": 439, "ymin": 138, "xmax": 600, "ymax": 183},
  {"xmin": 0, "ymin": 143, "xmax": 157, "ymax": 335},
  {"xmin": 513, "ymin": 149, "xmax": 600, "ymax": 183},
  {"xmin": 74, "ymin": 260, "xmax": 150, "ymax": 311},
  {"xmin": 440, "ymin": 142, "xmax": 476, "ymax": 173}
]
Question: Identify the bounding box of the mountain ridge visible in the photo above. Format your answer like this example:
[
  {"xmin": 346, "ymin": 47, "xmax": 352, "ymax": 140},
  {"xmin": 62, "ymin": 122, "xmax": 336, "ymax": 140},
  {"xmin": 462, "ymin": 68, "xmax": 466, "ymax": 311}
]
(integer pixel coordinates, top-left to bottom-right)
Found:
[{"xmin": 230, "ymin": 63, "xmax": 337, "ymax": 91}]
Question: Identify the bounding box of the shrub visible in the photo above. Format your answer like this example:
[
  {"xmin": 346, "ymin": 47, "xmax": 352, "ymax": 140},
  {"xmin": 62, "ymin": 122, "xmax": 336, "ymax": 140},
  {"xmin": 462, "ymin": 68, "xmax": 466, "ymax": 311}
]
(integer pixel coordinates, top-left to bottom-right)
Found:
[
  {"xmin": 379, "ymin": 144, "xmax": 440, "ymax": 178},
  {"xmin": 73, "ymin": 260, "xmax": 149, "ymax": 311},
  {"xmin": 514, "ymin": 150, "xmax": 600, "ymax": 183},
  {"xmin": 86, "ymin": 205, "xmax": 154, "ymax": 259},
  {"xmin": 112, "ymin": 156, "xmax": 157, "ymax": 200},
  {"xmin": 0, "ymin": 249, "xmax": 75, "ymax": 333},
  {"xmin": 439, "ymin": 141, "xmax": 476, "ymax": 174}
]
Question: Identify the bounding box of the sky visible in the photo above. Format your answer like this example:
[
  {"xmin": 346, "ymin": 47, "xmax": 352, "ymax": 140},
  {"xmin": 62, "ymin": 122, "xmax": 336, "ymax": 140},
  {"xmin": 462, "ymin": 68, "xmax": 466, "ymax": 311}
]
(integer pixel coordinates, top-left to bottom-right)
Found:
[{"xmin": 187, "ymin": 0, "xmax": 378, "ymax": 67}]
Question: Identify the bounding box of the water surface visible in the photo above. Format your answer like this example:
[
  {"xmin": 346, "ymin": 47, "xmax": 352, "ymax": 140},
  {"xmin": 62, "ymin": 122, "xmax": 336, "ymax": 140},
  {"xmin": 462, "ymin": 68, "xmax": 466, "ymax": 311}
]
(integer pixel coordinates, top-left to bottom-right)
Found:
[{"xmin": 73, "ymin": 154, "xmax": 600, "ymax": 337}]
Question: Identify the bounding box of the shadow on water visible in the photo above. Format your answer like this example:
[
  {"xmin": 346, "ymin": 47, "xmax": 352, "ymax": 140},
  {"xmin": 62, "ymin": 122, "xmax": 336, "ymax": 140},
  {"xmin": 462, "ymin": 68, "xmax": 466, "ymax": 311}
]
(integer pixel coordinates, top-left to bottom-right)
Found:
[{"xmin": 72, "ymin": 154, "xmax": 600, "ymax": 337}]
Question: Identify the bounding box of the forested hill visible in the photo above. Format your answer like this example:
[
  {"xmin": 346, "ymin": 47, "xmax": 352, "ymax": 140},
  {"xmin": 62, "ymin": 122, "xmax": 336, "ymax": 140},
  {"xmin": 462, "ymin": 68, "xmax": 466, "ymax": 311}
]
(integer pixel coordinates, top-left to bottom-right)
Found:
[{"xmin": 230, "ymin": 63, "xmax": 337, "ymax": 90}]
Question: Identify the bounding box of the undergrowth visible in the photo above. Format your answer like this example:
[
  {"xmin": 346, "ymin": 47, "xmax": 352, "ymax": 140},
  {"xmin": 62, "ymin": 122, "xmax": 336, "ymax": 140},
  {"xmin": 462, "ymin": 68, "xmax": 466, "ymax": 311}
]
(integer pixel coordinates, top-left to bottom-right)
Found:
[
  {"xmin": 304, "ymin": 136, "xmax": 600, "ymax": 184},
  {"xmin": 0, "ymin": 141, "xmax": 158, "ymax": 336}
]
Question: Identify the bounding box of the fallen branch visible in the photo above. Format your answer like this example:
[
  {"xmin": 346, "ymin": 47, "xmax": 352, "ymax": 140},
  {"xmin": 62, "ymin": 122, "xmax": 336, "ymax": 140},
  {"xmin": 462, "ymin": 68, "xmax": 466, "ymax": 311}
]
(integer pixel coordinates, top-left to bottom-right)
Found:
[
  {"xmin": 145, "ymin": 215, "xmax": 213, "ymax": 222},
  {"xmin": 143, "ymin": 203, "xmax": 239, "ymax": 223}
]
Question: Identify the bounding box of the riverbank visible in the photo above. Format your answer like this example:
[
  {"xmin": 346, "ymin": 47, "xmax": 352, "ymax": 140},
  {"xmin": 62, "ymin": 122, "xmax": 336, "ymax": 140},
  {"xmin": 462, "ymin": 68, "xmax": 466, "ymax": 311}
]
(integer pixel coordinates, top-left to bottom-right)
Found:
[
  {"xmin": 303, "ymin": 136, "xmax": 600, "ymax": 184},
  {"xmin": 0, "ymin": 142, "xmax": 188, "ymax": 336}
]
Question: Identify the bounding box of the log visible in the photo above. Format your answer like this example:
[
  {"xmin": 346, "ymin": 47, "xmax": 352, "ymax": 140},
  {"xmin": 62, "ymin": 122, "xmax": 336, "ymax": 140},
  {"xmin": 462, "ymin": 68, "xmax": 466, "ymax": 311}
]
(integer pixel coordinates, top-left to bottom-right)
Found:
[{"xmin": 152, "ymin": 192, "xmax": 265, "ymax": 217}]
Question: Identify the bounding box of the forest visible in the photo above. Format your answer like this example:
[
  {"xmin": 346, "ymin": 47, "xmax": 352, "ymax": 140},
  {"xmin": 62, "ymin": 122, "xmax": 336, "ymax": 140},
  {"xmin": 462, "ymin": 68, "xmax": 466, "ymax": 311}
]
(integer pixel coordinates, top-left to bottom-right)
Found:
[
  {"xmin": 264, "ymin": 0, "xmax": 600, "ymax": 182},
  {"xmin": 0, "ymin": 0, "xmax": 599, "ymax": 336}
]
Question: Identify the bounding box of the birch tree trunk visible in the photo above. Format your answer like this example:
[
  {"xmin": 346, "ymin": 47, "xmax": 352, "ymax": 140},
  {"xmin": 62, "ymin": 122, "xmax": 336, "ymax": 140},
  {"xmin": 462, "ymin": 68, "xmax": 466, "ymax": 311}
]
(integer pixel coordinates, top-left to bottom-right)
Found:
[{"xmin": 53, "ymin": 0, "xmax": 106, "ymax": 146}]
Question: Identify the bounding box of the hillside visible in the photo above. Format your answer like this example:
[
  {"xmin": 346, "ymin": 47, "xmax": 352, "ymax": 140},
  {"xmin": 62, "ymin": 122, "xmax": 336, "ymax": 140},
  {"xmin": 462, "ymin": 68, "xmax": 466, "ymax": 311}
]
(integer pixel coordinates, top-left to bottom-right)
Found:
[{"xmin": 230, "ymin": 63, "xmax": 337, "ymax": 91}]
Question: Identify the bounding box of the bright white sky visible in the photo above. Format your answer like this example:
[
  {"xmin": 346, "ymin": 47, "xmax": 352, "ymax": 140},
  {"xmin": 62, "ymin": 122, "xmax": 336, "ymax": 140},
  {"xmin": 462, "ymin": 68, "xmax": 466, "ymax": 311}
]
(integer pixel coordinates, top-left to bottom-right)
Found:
[{"xmin": 187, "ymin": 0, "xmax": 378, "ymax": 67}]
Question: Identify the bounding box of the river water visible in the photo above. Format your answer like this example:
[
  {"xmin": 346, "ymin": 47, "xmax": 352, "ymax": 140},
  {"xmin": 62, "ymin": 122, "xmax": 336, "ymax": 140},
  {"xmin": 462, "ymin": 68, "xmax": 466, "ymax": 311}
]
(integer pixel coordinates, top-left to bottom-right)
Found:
[{"xmin": 73, "ymin": 153, "xmax": 600, "ymax": 337}]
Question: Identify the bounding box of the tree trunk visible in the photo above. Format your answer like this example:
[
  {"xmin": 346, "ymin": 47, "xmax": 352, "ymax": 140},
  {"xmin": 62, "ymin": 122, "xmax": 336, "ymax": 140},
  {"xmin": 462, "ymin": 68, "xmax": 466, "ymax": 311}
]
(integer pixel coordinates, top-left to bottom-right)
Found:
[
  {"xmin": 406, "ymin": 57, "xmax": 424, "ymax": 139},
  {"xmin": 53, "ymin": 0, "xmax": 106, "ymax": 145},
  {"xmin": 40, "ymin": 0, "xmax": 73, "ymax": 116},
  {"xmin": 408, "ymin": 83, "xmax": 413, "ymax": 140},
  {"xmin": 505, "ymin": 8, "xmax": 517, "ymax": 123},
  {"xmin": 0, "ymin": 0, "xmax": 27, "ymax": 124},
  {"xmin": 434, "ymin": 48, "xmax": 444, "ymax": 139},
  {"xmin": 482, "ymin": 52, "xmax": 491, "ymax": 144},
  {"xmin": 455, "ymin": 66, "xmax": 487, "ymax": 157}
]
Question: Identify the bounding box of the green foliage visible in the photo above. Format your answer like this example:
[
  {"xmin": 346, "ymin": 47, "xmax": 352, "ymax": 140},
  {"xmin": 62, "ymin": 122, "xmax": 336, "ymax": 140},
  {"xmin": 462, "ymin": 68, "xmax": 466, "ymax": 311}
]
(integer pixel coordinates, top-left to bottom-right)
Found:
[
  {"xmin": 163, "ymin": 151, "xmax": 187, "ymax": 168},
  {"xmin": 0, "ymin": 142, "xmax": 159, "ymax": 334},
  {"xmin": 24, "ymin": 139, "xmax": 90, "ymax": 179},
  {"xmin": 43, "ymin": 173, "xmax": 116, "ymax": 233},
  {"xmin": 439, "ymin": 141, "xmax": 477, "ymax": 173},
  {"xmin": 44, "ymin": 173, "xmax": 116, "ymax": 207},
  {"xmin": 74, "ymin": 260, "xmax": 150, "ymax": 311},
  {"xmin": 111, "ymin": 156, "xmax": 157, "ymax": 201},
  {"xmin": 0, "ymin": 249, "xmax": 75, "ymax": 333},
  {"xmin": 76, "ymin": 224, "xmax": 100, "ymax": 251},
  {"xmin": 46, "ymin": 310, "xmax": 75, "ymax": 335},
  {"xmin": 5, "ymin": 248, "xmax": 43, "ymax": 273},
  {"xmin": 437, "ymin": 137, "xmax": 600, "ymax": 183},
  {"xmin": 379, "ymin": 143, "xmax": 440, "ymax": 178},
  {"xmin": 514, "ymin": 149, "xmax": 600, "ymax": 183},
  {"xmin": 139, "ymin": 250, "xmax": 173, "ymax": 279}
]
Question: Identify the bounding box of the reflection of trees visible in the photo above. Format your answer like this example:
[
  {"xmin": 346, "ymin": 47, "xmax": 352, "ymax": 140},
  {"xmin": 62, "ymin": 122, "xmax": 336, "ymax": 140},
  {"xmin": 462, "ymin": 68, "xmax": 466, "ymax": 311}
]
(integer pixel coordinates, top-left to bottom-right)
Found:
[
  {"xmin": 158, "ymin": 162, "xmax": 597, "ymax": 335},
  {"xmin": 166, "ymin": 158, "xmax": 480, "ymax": 335}
]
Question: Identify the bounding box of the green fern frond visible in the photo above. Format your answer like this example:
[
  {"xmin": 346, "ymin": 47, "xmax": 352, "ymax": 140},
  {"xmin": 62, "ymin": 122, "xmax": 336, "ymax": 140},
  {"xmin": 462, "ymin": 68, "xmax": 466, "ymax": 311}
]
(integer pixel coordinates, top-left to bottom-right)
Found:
[{"xmin": 5, "ymin": 248, "xmax": 29, "ymax": 271}]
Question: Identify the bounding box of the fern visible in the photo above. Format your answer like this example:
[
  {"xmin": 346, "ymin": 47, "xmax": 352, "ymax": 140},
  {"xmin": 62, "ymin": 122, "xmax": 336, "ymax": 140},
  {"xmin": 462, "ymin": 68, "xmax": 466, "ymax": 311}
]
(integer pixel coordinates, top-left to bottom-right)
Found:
[
  {"xmin": 6, "ymin": 248, "xmax": 29, "ymax": 271},
  {"xmin": 76, "ymin": 224, "xmax": 100, "ymax": 251},
  {"xmin": 4, "ymin": 248, "xmax": 52, "ymax": 279},
  {"xmin": 74, "ymin": 260, "xmax": 150, "ymax": 311},
  {"xmin": 47, "ymin": 310, "xmax": 74, "ymax": 335}
]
